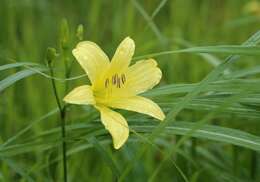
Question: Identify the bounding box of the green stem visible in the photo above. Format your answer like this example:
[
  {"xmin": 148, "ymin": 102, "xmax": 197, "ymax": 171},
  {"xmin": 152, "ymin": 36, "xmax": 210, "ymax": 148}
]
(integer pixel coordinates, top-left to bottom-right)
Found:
[
  {"xmin": 48, "ymin": 63, "xmax": 67, "ymax": 182},
  {"xmin": 60, "ymin": 107, "xmax": 67, "ymax": 182}
]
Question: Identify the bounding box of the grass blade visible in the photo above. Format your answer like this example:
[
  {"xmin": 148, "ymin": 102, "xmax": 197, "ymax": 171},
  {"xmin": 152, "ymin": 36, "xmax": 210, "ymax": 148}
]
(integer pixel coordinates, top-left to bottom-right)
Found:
[
  {"xmin": 87, "ymin": 137, "xmax": 121, "ymax": 178},
  {"xmin": 0, "ymin": 62, "xmax": 39, "ymax": 71},
  {"xmin": 0, "ymin": 68, "xmax": 46, "ymax": 92}
]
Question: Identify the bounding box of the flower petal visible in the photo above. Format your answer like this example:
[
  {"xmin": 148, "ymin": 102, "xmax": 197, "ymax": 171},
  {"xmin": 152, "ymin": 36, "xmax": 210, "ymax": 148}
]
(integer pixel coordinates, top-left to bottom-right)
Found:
[
  {"xmin": 72, "ymin": 41, "xmax": 110, "ymax": 84},
  {"xmin": 96, "ymin": 106, "xmax": 129, "ymax": 149},
  {"xmin": 108, "ymin": 96, "xmax": 165, "ymax": 121},
  {"xmin": 110, "ymin": 37, "xmax": 135, "ymax": 72},
  {"xmin": 125, "ymin": 59, "xmax": 162, "ymax": 95},
  {"xmin": 63, "ymin": 85, "xmax": 95, "ymax": 105}
]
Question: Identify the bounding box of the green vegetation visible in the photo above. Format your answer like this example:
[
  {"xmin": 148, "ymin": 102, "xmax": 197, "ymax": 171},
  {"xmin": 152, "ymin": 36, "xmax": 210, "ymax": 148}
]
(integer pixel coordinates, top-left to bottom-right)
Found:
[{"xmin": 1, "ymin": 0, "xmax": 260, "ymax": 181}]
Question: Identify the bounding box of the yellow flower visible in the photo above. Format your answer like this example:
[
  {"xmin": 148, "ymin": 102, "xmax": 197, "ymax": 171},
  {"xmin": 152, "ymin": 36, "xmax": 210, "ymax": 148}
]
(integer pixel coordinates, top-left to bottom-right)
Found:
[{"xmin": 63, "ymin": 37, "xmax": 165, "ymax": 149}]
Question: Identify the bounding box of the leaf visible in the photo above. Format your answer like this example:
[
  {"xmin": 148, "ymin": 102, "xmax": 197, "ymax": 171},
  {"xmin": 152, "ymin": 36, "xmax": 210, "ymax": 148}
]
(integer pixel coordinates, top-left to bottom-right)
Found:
[
  {"xmin": 2, "ymin": 120, "xmax": 260, "ymax": 157},
  {"xmin": 0, "ymin": 62, "xmax": 39, "ymax": 71},
  {"xmin": 160, "ymin": 96, "xmax": 260, "ymax": 119},
  {"xmin": 0, "ymin": 157, "xmax": 34, "ymax": 182},
  {"xmin": 1, "ymin": 108, "xmax": 58, "ymax": 147},
  {"xmin": 87, "ymin": 137, "xmax": 121, "ymax": 178},
  {"xmin": 223, "ymin": 65, "xmax": 260, "ymax": 79},
  {"xmin": 145, "ymin": 79, "xmax": 260, "ymax": 97},
  {"xmin": 134, "ymin": 45, "xmax": 260, "ymax": 60},
  {"xmin": 132, "ymin": 121, "xmax": 260, "ymax": 151},
  {"xmin": 0, "ymin": 68, "xmax": 46, "ymax": 93}
]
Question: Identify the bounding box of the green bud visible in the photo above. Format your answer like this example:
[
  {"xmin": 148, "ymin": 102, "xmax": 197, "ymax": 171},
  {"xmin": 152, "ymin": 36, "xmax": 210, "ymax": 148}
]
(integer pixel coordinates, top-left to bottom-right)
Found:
[
  {"xmin": 46, "ymin": 47, "xmax": 57, "ymax": 65},
  {"xmin": 76, "ymin": 24, "xmax": 84, "ymax": 41},
  {"xmin": 60, "ymin": 18, "xmax": 70, "ymax": 49}
]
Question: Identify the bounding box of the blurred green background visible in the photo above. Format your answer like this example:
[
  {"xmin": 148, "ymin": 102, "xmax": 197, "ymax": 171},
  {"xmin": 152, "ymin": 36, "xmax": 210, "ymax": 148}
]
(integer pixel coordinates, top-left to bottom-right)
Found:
[{"xmin": 1, "ymin": 0, "xmax": 260, "ymax": 181}]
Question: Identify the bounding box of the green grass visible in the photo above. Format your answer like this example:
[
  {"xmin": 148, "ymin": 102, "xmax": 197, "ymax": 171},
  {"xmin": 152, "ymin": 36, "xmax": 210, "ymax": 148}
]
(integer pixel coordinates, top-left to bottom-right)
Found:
[{"xmin": 1, "ymin": 0, "xmax": 260, "ymax": 181}]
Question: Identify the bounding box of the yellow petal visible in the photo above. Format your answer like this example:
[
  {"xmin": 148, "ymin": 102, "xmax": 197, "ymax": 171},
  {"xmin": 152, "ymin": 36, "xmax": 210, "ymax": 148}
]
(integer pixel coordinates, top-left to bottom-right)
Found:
[
  {"xmin": 96, "ymin": 106, "xmax": 129, "ymax": 149},
  {"xmin": 72, "ymin": 41, "xmax": 110, "ymax": 84},
  {"xmin": 63, "ymin": 85, "xmax": 95, "ymax": 105},
  {"xmin": 125, "ymin": 59, "xmax": 162, "ymax": 95},
  {"xmin": 110, "ymin": 37, "xmax": 135, "ymax": 72},
  {"xmin": 108, "ymin": 96, "xmax": 165, "ymax": 121}
]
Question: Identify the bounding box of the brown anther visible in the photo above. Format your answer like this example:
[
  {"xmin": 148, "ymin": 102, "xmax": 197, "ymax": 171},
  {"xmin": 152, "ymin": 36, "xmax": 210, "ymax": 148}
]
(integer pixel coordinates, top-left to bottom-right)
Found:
[
  {"xmin": 117, "ymin": 76, "xmax": 121, "ymax": 88},
  {"xmin": 105, "ymin": 78, "xmax": 109, "ymax": 88},
  {"xmin": 121, "ymin": 74, "xmax": 126, "ymax": 84},
  {"xmin": 110, "ymin": 74, "xmax": 125, "ymax": 88},
  {"xmin": 112, "ymin": 74, "xmax": 118, "ymax": 85}
]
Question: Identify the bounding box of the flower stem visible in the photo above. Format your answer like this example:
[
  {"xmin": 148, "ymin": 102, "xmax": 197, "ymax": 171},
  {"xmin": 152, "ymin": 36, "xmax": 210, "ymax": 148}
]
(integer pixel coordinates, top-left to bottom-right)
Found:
[
  {"xmin": 60, "ymin": 107, "xmax": 67, "ymax": 182},
  {"xmin": 48, "ymin": 63, "xmax": 68, "ymax": 182}
]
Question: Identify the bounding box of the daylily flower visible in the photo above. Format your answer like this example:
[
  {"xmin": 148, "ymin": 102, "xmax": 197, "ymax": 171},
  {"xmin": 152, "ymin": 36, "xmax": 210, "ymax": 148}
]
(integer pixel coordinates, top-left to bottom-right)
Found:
[{"xmin": 63, "ymin": 37, "xmax": 165, "ymax": 149}]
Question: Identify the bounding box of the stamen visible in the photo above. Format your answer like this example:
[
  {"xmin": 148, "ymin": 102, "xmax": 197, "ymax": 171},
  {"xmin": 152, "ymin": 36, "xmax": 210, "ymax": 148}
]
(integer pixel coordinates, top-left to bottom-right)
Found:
[
  {"xmin": 105, "ymin": 78, "xmax": 109, "ymax": 88},
  {"xmin": 117, "ymin": 76, "xmax": 121, "ymax": 88},
  {"xmin": 121, "ymin": 74, "xmax": 126, "ymax": 84},
  {"xmin": 106, "ymin": 73, "xmax": 126, "ymax": 88},
  {"xmin": 112, "ymin": 74, "xmax": 118, "ymax": 85}
]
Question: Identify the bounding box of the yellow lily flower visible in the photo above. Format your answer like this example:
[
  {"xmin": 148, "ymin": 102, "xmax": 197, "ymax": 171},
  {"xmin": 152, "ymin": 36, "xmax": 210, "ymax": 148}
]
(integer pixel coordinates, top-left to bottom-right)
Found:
[{"xmin": 63, "ymin": 37, "xmax": 165, "ymax": 149}]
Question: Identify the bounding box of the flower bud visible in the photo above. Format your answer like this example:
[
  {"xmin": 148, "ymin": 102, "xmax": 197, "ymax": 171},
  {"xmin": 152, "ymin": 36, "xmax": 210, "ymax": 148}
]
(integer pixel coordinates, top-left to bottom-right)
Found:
[
  {"xmin": 60, "ymin": 18, "xmax": 70, "ymax": 49},
  {"xmin": 76, "ymin": 24, "xmax": 84, "ymax": 41},
  {"xmin": 46, "ymin": 47, "xmax": 57, "ymax": 65}
]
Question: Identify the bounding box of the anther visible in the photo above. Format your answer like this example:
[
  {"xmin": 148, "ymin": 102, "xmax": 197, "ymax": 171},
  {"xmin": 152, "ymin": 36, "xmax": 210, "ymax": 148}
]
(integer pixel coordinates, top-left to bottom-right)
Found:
[
  {"xmin": 105, "ymin": 78, "xmax": 109, "ymax": 88},
  {"xmin": 112, "ymin": 74, "xmax": 118, "ymax": 85},
  {"xmin": 121, "ymin": 74, "xmax": 126, "ymax": 84},
  {"xmin": 117, "ymin": 76, "xmax": 121, "ymax": 88}
]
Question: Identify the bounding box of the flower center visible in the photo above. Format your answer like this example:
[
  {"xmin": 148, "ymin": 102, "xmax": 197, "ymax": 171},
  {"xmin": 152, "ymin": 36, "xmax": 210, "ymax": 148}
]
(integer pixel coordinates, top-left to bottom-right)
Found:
[{"xmin": 105, "ymin": 73, "xmax": 126, "ymax": 88}]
